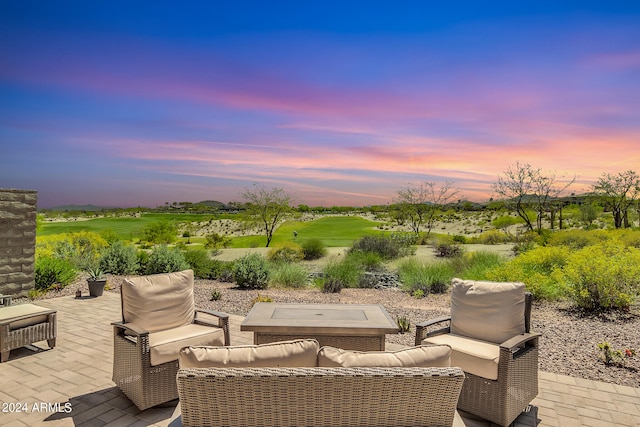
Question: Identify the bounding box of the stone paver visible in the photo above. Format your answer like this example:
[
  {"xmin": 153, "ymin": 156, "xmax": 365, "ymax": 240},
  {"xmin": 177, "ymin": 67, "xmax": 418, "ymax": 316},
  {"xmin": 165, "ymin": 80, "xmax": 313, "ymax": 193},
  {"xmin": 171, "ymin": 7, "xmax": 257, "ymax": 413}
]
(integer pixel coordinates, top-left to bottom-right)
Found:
[{"xmin": 0, "ymin": 292, "xmax": 638, "ymax": 426}]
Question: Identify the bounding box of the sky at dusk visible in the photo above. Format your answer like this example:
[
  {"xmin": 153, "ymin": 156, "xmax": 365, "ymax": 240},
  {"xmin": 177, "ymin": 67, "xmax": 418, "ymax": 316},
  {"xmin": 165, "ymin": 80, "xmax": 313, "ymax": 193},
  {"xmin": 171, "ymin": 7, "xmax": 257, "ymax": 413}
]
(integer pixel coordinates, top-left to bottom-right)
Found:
[{"xmin": 1, "ymin": 1, "xmax": 639, "ymax": 208}]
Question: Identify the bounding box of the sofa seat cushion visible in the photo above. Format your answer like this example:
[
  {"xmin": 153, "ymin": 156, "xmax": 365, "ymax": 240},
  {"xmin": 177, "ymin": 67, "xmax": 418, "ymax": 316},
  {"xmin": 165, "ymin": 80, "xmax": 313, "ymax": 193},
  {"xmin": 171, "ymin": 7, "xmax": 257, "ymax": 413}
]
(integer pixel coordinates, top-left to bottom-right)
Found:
[
  {"xmin": 122, "ymin": 270, "xmax": 195, "ymax": 333},
  {"xmin": 318, "ymin": 344, "xmax": 451, "ymax": 368},
  {"xmin": 179, "ymin": 339, "xmax": 320, "ymax": 368},
  {"xmin": 422, "ymin": 333, "xmax": 499, "ymax": 380},
  {"xmin": 450, "ymin": 278, "xmax": 525, "ymax": 344},
  {"xmin": 149, "ymin": 324, "xmax": 225, "ymax": 366},
  {"xmin": 0, "ymin": 304, "xmax": 54, "ymax": 330}
]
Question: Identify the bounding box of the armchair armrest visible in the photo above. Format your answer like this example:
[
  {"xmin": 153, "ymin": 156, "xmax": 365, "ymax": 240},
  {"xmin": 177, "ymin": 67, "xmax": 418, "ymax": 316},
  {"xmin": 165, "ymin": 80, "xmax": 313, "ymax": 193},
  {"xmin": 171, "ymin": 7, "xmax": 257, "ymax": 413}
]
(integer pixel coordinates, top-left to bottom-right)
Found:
[
  {"xmin": 500, "ymin": 332, "xmax": 542, "ymax": 353},
  {"xmin": 415, "ymin": 316, "xmax": 451, "ymax": 346},
  {"xmin": 0, "ymin": 295, "xmax": 11, "ymax": 307},
  {"xmin": 195, "ymin": 308, "xmax": 229, "ymax": 321},
  {"xmin": 112, "ymin": 321, "xmax": 149, "ymax": 337},
  {"xmin": 194, "ymin": 308, "xmax": 231, "ymax": 346}
]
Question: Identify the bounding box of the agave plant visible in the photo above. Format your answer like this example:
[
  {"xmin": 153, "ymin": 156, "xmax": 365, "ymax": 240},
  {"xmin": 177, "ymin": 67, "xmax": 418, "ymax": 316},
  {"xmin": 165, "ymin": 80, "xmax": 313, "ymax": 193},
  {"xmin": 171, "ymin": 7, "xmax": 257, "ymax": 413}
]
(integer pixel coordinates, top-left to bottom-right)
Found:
[
  {"xmin": 86, "ymin": 266, "xmax": 105, "ymax": 281},
  {"xmin": 396, "ymin": 316, "xmax": 411, "ymax": 334}
]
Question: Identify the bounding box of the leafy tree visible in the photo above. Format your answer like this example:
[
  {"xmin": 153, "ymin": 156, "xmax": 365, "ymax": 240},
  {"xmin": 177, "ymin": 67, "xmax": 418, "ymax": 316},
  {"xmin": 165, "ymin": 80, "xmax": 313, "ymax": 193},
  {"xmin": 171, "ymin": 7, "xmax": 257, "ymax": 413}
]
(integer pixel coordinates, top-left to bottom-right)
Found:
[
  {"xmin": 141, "ymin": 221, "xmax": 178, "ymax": 245},
  {"xmin": 493, "ymin": 162, "xmax": 574, "ymax": 234},
  {"xmin": 204, "ymin": 232, "xmax": 231, "ymax": 250},
  {"xmin": 593, "ymin": 170, "xmax": 640, "ymax": 229},
  {"xmin": 578, "ymin": 203, "xmax": 599, "ymax": 229},
  {"xmin": 242, "ymin": 183, "xmax": 294, "ymax": 247},
  {"xmin": 395, "ymin": 180, "xmax": 459, "ymax": 235}
]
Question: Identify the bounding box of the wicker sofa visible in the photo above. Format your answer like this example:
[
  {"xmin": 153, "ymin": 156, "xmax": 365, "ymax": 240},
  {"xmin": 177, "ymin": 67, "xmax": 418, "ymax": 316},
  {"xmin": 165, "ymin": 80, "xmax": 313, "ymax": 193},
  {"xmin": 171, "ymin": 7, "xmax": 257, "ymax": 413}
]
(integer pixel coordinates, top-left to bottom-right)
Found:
[{"xmin": 177, "ymin": 339, "xmax": 465, "ymax": 427}]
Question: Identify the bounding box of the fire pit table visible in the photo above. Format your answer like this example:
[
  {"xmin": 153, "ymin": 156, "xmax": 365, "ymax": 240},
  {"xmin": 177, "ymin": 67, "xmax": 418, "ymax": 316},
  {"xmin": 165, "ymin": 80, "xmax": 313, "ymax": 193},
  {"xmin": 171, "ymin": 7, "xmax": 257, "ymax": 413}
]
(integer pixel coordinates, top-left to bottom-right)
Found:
[{"xmin": 241, "ymin": 303, "xmax": 399, "ymax": 351}]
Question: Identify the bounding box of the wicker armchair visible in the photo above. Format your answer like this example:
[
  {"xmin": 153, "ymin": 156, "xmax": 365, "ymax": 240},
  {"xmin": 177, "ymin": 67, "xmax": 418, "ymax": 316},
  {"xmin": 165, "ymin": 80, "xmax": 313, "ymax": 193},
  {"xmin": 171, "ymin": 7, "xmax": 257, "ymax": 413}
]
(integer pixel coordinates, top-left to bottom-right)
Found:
[
  {"xmin": 415, "ymin": 278, "xmax": 540, "ymax": 427},
  {"xmin": 112, "ymin": 269, "xmax": 230, "ymax": 410}
]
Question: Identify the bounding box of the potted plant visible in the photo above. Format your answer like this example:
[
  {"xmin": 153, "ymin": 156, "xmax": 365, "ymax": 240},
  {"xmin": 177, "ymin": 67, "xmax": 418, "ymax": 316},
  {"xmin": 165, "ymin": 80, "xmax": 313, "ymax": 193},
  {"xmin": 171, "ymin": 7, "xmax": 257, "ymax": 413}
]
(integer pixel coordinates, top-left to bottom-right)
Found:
[{"xmin": 86, "ymin": 266, "xmax": 107, "ymax": 297}]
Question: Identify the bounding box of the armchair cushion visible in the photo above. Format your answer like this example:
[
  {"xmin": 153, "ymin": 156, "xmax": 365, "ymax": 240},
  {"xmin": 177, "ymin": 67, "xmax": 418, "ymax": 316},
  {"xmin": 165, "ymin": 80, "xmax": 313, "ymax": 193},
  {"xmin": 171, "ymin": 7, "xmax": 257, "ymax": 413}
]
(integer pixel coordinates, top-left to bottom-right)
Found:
[
  {"xmin": 149, "ymin": 324, "xmax": 226, "ymax": 366},
  {"xmin": 421, "ymin": 334, "xmax": 500, "ymax": 380},
  {"xmin": 318, "ymin": 344, "xmax": 451, "ymax": 368},
  {"xmin": 450, "ymin": 278, "xmax": 525, "ymax": 344},
  {"xmin": 122, "ymin": 270, "xmax": 195, "ymax": 333},
  {"xmin": 179, "ymin": 339, "xmax": 319, "ymax": 368}
]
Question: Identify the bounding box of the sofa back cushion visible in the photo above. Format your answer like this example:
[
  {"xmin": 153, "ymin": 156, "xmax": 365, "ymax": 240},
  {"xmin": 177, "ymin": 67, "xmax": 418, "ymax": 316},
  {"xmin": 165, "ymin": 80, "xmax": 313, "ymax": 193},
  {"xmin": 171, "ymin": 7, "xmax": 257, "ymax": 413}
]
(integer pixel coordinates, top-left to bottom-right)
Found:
[
  {"xmin": 317, "ymin": 344, "xmax": 451, "ymax": 368},
  {"xmin": 121, "ymin": 269, "xmax": 195, "ymax": 333},
  {"xmin": 450, "ymin": 278, "xmax": 525, "ymax": 344},
  {"xmin": 179, "ymin": 339, "xmax": 320, "ymax": 368}
]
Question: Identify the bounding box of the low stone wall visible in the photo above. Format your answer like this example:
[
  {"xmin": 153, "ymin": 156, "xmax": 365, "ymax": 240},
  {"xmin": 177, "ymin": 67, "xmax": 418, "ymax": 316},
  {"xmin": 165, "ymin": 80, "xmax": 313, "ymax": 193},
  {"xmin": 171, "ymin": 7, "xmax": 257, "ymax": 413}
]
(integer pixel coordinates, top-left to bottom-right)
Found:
[{"xmin": 0, "ymin": 189, "xmax": 37, "ymax": 297}]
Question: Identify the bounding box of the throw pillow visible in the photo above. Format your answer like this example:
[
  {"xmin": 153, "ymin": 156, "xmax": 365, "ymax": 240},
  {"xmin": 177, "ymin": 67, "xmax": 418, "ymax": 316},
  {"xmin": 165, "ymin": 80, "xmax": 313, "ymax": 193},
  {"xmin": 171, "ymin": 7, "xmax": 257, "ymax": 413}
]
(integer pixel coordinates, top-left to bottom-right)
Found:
[{"xmin": 317, "ymin": 344, "xmax": 451, "ymax": 367}]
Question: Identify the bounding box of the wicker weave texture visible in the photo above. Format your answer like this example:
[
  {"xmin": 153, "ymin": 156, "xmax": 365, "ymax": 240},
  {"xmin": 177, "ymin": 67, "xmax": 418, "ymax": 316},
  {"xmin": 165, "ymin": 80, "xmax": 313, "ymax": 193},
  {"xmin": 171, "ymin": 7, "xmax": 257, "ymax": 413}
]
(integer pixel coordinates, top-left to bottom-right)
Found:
[
  {"xmin": 255, "ymin": 333, "xmax": 384, "ymax": 351},
  {"xmin": 457, "ymin": 340, "xmax": 539, "ymax": 426},
  {"xmin": 178, "ymin": 366, "xmax": 464, "ymax": 427},
  {"xmin": 112, "ymin": 328, "xmax": 180, "ymax": 410},
  {"xmin": 1, "ymin": 312, "xmax": 56, "ymax": 362}
]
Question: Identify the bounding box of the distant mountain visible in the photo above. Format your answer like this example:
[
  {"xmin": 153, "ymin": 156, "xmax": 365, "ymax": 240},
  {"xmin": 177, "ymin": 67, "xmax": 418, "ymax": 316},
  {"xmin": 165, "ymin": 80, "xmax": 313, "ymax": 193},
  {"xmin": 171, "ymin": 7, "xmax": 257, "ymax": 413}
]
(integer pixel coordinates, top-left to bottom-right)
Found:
[{"xmin": 46, "ymin": 204, "xmax": 111, "ymax": 211}]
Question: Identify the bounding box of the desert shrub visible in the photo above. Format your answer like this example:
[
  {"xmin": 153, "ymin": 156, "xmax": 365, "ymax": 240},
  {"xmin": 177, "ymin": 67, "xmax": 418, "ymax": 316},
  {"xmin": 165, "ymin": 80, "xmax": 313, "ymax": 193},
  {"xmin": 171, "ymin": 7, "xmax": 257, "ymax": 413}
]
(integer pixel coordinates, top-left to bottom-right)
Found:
[
  {"xmin": 450, "ymin": 251, "xmax": 505, "ymax": 280},
  {"xmin": 99, "ymin": 241, "xmax": 139, "ymax": 275},
  {"xmin": 301, "ymin": 238, "xmax": 327, "ymax": 260},
  {"xmin": 34, "ymin": 256, "xmax": 77, "ymax": 290},
  {"xmin": 183, "ymin": 248, "xmax": 216, "ymax": 279},
  {"xmin": 322, "ymin": 257, "xmax": 362, "ymax": 293},
  {"xmin": 99, "ymin": 229, "xmax": 121, "ymax": 245},
  {"xmin": 547, "ymin": 229, "xmax": 599, "ymax": 249},
  {"xmin": 415, "ymin": 233, "xmax": 432, "ymax": 245},
  {"xmin": 345, "ymin": 250, "xmax": 384, "ymax": 272},
  {"xmin": 491, "ymin": 215, "xmax": 523, "ymax": 232},
  {"xmin": 474, "ymin": 229, "xmax": 510, "ymax": 245},
  {"xmin": 251, "ymin": 294, "xmax": 273, "ymax": 306},
  {"xmin": 511, "ymin": 231, "xmax": 539, "ymax": 255},
  {"xmin": 35, "ymin": 235, "xmax": 59, "ymax": 259},
  {"xmin": 619, "ymin": 230, "xmax": 640, "ymax": 248},
  {"xmin": 350, "ymin": 235, "xmax": 406, "ymax": 260},
  {"xmin": 233, "ymin": 253, "xmax": 270, "ymax": 289},
  {"xmin": 433, "ymin": 236, "xmax": 464, "ymax": 258},
  {"xmin": 397, "ymin": 258, "xmax": 454, "ymax": 295},
  {"xmin": 452, "ymin": 235, "xmax": 467, "ymax": 244},
  {"xmin": 269, "ymin": 262, "xmax": 309, "ymax": 288},
  {"xmin": 560, "ymin": 243, "xmax": 640, "ymax": 311},
  {"xmin": 397, "ymin": 258, "xmax": 428, "ymax": 294},
  {"xmin": 210, "ymin": 289, "xmax": 222, "ymax": 301},
  {"xmin": 209, "ymin": 260, "xmax": 235, "ymax": 282},
  {"xmin": 40, "ymin": 231, "xmax": 108, "ymax": 270},
  {"xmin": 136, "ymin": 250, "xmax": 149, "ymax": 274},
  {"xmin": 390, "ymin": 232, "xmax": 418, "ymax": 256},
  {"xmin": 267, "ymin": 242, "xmax": 304, "ymax": 263},
  {"xmin": 485, "ymin": 246, "xmax": 571, "ymax": 300},
  {"xmin": 145, "ymin": 245, "xmax": 189, "ymax": 274}
]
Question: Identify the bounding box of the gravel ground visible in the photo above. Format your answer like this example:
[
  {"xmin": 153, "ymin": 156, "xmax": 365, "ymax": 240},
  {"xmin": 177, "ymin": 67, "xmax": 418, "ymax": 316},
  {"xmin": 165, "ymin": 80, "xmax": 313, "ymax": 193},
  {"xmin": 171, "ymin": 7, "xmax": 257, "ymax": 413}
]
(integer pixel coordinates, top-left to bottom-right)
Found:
[{"xmin": 22, "ymin": 273, "xmax": 640, "ymax": 389}]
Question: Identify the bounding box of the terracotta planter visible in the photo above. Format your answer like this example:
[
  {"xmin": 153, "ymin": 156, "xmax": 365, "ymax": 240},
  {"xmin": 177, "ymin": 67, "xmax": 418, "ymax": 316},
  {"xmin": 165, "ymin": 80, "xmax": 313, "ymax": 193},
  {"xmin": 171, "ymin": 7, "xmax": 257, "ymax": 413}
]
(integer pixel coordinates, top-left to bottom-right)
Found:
[{"xmin": 88, "ymin": 280, "xmax": 107, "ymax": 297}]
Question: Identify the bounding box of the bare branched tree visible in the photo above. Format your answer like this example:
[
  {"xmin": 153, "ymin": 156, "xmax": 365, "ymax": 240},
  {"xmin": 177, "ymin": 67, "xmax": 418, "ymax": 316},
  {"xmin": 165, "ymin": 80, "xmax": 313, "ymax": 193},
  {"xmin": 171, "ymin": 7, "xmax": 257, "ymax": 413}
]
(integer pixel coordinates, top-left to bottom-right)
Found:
[
  {"xmin": 593, "ymin": 170, "xmax": 640, "ymax": 229},
  {"xmin": 493, "ymin": 162, "xmax": 575, "ymax": 234},
  {"xmin": 242, "ymin": 183, "xmax": 294, "ymax": 247},
  {"xmin": 395, "ymin": 180, "xmax": 459, "ymax": 235}
]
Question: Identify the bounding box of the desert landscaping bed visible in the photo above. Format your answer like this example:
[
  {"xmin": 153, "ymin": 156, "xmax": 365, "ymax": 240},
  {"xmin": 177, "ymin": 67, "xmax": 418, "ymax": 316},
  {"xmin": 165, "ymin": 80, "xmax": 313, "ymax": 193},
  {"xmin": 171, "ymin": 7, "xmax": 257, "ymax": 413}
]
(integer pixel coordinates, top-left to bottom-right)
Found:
[{"xmin": 25, "ymin": 274, "xmax": 640, "ymax": 389}]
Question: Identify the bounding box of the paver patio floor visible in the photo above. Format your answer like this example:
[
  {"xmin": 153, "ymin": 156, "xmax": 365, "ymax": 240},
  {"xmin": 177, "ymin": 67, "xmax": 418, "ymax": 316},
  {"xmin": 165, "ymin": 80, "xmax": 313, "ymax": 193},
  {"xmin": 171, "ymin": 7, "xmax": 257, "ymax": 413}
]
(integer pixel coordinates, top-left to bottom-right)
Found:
[{"xmin": 0, "ymin": 293, "xmax": 638, "ymax": 426}]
